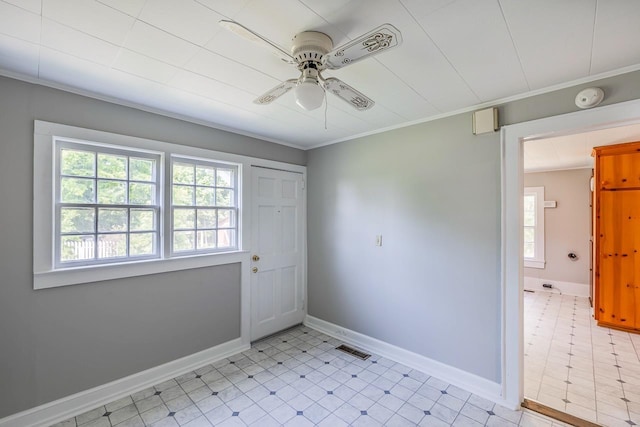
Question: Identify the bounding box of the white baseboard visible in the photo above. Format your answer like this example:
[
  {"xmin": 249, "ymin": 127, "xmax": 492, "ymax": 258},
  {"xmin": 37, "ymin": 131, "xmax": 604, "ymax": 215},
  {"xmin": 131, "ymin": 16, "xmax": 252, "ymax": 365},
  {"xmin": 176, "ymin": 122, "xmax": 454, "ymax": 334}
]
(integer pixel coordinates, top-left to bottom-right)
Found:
[
  {"xmin": 524, "ymin": 276, "xmax": 589, "ymax": 297},
  {"xmin": 0, "ymin": 338, "xmax": 248, "ymax": 427},
  {"xmin": 304, "ymin": 315, "xmax": 508, "ymax": 408}
]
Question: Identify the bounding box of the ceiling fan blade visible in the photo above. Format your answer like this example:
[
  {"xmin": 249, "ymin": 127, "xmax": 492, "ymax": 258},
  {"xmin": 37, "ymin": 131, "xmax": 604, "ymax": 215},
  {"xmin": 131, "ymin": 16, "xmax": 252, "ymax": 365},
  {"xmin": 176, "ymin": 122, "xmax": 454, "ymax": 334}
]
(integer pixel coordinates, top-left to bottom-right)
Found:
[
  {"xmin": 254, "ymin": 79, "xmax": 298, "ymax": 105},
  {"xmin": 219, "ymin": 20, "xmax": 295, "ymax": 64},
  {"xmin": 324, "ymin": 78, "xmax": 374, "ymax": 111},
  {"xmin": 324, "ymin": 24, "xmax": 402, "ymax": 70}
]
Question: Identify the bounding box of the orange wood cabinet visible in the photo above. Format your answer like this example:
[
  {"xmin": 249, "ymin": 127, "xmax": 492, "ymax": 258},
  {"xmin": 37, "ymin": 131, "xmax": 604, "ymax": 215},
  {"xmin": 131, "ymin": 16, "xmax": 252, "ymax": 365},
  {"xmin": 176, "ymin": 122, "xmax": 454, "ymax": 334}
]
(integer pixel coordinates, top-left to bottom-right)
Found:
[{"xmin": 593, "ymin": 141, "xmax": 640, "ymax": 331}]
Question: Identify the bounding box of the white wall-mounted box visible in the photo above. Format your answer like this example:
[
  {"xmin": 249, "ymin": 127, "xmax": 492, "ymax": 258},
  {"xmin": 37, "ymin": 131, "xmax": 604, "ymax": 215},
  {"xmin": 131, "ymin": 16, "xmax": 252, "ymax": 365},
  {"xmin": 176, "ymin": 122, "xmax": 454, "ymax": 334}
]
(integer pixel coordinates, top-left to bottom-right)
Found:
[{"xmin": 472, "ymin": 107, "xmax": 499, "ymax": 135}]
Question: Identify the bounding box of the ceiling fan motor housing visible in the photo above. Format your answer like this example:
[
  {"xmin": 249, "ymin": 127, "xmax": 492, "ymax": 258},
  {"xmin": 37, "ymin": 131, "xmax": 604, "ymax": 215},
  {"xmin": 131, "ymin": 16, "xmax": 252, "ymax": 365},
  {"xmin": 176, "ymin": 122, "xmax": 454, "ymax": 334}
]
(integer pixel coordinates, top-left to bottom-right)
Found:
[{"xmin": 291, "ymin": 31, "xmax": 333, "ymax": 69}]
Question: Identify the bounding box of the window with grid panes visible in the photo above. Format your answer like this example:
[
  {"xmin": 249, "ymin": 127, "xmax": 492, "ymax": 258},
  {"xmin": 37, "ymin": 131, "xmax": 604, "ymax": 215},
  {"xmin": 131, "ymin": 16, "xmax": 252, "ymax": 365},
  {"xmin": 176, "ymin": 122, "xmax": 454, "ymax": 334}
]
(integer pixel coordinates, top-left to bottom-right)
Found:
[
  {"xmin": 171, "ymin": 158, "xmax": 238, "ymax": 253},
  {"xmin": 56, "ymin": 140, "xmax": 161, "ymax": 266},
  {"xmin": 35, "ymin": 122, "xmax": 248, "ymax": 290}
]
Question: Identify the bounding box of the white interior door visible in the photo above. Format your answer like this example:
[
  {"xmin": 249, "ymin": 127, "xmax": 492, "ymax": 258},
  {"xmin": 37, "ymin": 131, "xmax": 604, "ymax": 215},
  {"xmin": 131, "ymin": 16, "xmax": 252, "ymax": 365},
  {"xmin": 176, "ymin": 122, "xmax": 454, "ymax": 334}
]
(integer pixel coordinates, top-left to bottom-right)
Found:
[{"xmin": 250, "ymin": 166, "xmax": 305, "ymax": 341}]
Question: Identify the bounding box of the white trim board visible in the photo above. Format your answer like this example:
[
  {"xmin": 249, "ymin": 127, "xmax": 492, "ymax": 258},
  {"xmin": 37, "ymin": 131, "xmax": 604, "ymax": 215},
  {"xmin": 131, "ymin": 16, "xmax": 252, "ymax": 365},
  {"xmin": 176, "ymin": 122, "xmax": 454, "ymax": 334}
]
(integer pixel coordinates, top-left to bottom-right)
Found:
[
  {"xmin": 0, "ymin": 339, "xmax": 248, "ymax": 427},
  {"xmin": 304, "ymin": 315, "xmax": 509, "ymax": 409},
  {"xmin": 524, "ymin": 277, "xmax": 589, "ymax": 298},
  {"xmin": 0, "ymin": 69, "xmax": 304, "ymax": 150},
  {"xmin": 5, "ymin": 62, "xmax": 640, "ymax": 152},
  {"xmin": 308, "ymin": 65, "xmax": 640, "ymax": 149}
]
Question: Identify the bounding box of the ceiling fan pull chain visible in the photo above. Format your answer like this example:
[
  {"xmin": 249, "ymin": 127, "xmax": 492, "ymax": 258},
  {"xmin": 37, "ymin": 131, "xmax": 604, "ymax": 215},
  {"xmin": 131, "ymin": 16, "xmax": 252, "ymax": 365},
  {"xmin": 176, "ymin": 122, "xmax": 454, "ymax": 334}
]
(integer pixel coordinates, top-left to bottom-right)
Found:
[{"xmin": 324, "ymin": 96, "xmax": 328, "ymax": 130}]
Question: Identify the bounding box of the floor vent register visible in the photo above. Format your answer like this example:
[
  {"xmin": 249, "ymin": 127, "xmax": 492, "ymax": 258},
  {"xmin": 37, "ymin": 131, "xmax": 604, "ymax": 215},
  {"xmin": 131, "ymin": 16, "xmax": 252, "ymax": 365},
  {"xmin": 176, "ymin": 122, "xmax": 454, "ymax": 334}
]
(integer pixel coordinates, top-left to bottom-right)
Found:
[{"xmin": 336, "ymin": 344, "xmax": 371, "ymax": 360}]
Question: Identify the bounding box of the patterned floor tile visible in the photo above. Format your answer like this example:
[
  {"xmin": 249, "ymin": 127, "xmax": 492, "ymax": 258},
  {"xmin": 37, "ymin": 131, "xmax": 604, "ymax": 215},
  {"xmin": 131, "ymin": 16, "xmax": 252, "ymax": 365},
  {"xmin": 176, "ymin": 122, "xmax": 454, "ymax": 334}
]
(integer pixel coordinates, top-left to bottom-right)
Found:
[
  {"xmin": 525, "ymin": 291, "xmax": 640, "ymax": 425},
  {"xmin": 52, "ymin": 325, "xmax": 556, "ymax": 426}
]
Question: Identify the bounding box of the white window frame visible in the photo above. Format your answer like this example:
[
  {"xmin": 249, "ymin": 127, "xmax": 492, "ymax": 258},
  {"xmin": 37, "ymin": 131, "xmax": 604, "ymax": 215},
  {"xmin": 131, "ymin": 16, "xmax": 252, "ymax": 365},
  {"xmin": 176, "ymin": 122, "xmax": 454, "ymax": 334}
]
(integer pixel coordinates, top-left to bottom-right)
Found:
[
  {"xmin": 169, "ymin": 155, "xmax": 239, "ymax": 255},
  {"xmin": 523, "ymin": 186, "xmax": 545, "ymax": 269},
  {"xmin": 55, "ymin": 139, "xmax": 163, "ymax": 267},
  {"xmin": 34, "ymin": 121, "xmax": 249, "ymax": 290}
]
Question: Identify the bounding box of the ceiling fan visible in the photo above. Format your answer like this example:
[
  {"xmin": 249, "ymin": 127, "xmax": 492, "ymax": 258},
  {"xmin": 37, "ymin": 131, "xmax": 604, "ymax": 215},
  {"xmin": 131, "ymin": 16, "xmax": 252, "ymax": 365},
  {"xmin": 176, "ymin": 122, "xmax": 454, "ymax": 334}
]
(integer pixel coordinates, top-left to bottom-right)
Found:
[{"xmin": 219, "ymin": 20, "xmax": 402, "ymax": 111}]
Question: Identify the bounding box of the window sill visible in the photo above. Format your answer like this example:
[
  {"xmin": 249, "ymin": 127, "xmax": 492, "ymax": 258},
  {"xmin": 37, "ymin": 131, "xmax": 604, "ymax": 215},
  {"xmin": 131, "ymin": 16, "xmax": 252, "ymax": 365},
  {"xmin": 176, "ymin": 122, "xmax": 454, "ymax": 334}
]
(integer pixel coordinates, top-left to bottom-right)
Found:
[
  {"xmin": 34, "ymin": 250, "xmax": 250, "ymax": 290},
  {"xmin": 524, "ymin": 259, "xmax": 545, "ymax": 269}
]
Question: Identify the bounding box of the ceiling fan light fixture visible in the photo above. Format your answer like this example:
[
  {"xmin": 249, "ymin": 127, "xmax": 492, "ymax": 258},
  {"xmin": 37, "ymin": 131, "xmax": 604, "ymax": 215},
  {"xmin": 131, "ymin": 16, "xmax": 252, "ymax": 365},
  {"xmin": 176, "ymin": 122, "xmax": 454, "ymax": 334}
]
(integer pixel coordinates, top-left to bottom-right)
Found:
[
  {"xmin": 221, "ymin": 20, "xmax": 402, "ymax": 112},
  {"xmin": 295, "ymin": 79, "xmax": 325, "ymax": 111}
]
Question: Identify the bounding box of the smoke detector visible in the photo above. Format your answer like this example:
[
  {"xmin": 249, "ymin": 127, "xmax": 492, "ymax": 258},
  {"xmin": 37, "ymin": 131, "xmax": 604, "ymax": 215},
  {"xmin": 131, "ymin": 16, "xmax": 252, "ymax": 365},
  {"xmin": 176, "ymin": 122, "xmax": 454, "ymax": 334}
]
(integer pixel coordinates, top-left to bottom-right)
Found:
[{"xmin": 575, "ymin": 87, "xmax": 604, "ymax": 109}]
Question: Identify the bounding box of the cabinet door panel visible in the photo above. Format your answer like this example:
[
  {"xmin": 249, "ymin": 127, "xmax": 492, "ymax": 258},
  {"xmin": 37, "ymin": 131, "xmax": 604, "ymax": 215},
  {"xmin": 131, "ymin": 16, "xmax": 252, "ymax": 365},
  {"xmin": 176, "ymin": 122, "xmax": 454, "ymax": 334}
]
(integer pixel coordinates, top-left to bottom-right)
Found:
[
  {"xmin": 599, "ymin": 191, "xmax": 640, "ymax": 328},
  {"xmin": 599, "ymin": 152, "xmax": 640, "ymax": 190}
]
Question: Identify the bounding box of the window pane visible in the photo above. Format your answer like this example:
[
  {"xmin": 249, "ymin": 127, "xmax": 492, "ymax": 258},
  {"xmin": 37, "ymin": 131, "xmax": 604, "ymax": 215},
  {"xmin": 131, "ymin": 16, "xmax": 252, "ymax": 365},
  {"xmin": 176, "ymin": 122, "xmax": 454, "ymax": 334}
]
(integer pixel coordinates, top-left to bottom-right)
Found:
[
  {"xmin": 61, "ymin": 235, "xmax": 96, "ymax": 261},
  {"xmin": 217, "ymin": 169, "xmax": 233, "ymax": 187},
  {"xmin": 197, "ymin": 230, "xmax": 216, "ymax": 249},
  {"xmin": 174, "ymin": 230, "xmax": 195, "ymax": 252},
  {"xmin": 130, "ymin": 209, "xmax": 155, "ymax": 231},
  {"xmin": 197, "ymin": 209, "xmax": 216, "ymax": 229},
  {"xmin": 60, "ymin": 208, "xmax": 95, "ymax": 233},
  {"xmin": 173, "ymin": 163, "xmax": 194, "ymax": 184},
  {"xmin": 524, "ymin": 195, "xmax": 535, "ymax": 212},
  {"xmin": 173, "ymin": 208, "xmax": 195, "ymax": 230},
  {"xmin": 217, "ymin": 229, "xmax": 235, "ymax": 248},
  {"xmin": 61, "ymin": 149, "xmax": 95, "ymax": 177},
  {"xmin": 217, "ymin": 209, "xmax": 235, "ymax": 228},
  {"xmin": 98, "ymin": 208, "xmax": 128, "ymax": 232},
  {"xmin": 130, "ymin": 158, "xmax": 154, "ymax": 182},
  {"xmin": 524, "ymin": 242, "xmax": 535, "ymax": 258},
  {"xmin": 130, "ymin": 232, "xmax": 155, "ymax": 256},
  {"xmin": 61, "ymin": 177, "xmax": 95, "ymax": 203},
  {"xmin": 216, "ymin": 189, "xmax": 234, "ymax": 207},
  {"xmin": 196, "ymin": 187, "xmax": 215, "ymax": 206},
  {"xmin": 173, "ymin": 185, "xmax": 194, "ymax": 206},
  {"xmin": 98, "ymin": 233, "xmax": 127, "ymax": 258},
  {"xmin": 97, "ymin": 154, "xmax": 127, "ymax": 179},
  {"xmin": 524, "ymin": 227, "xmax": 535, "ymax": 243},
  {"xmin": 196, "ymin": 166, "xmax": 215, "ymax": 186},
  {"xmin": 130, "ymin": 183, "xmax": 155, "ymax": 205},
  {"xmin": 524, "ymin": 211, "xmax": 535, "ymax": 227},
  {"xmin": 97, "ymin": 180, "xmax": 127, "ymax": 204}
]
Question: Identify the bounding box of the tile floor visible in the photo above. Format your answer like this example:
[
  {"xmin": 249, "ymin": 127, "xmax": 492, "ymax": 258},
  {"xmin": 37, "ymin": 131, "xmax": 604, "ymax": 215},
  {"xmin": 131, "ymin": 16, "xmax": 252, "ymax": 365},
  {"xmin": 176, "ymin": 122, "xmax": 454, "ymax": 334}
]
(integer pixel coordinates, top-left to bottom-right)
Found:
[
  {"xmin": 53, "ymin": 325, "xmax": 562, "ymax": 427},
  {"xmin": 524, "ymin": 290, "xmax": 640, "ymax": 426}
]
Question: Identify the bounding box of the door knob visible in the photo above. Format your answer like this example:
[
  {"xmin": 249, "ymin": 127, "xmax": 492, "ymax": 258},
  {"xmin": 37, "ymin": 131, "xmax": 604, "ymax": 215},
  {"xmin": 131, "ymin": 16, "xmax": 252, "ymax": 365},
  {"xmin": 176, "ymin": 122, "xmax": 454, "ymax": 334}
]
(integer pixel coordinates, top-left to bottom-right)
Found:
[
  {"xmin": 252, "ymin": 267, "xmax": 258, "ymax": 273},
  {"xmin": 252, "ymin": 255, "xmax": 260, "ymax": 261}
]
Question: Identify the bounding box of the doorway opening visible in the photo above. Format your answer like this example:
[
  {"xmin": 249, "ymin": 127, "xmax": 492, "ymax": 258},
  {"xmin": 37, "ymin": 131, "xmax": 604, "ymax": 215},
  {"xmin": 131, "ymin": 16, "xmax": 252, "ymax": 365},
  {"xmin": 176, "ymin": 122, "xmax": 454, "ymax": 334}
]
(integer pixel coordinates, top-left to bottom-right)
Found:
[
  {"xmin": 521, "ymin": 126, "xmax": 640, "ymax": 425},
  {"xmin": 500, "ymin": 98, "xmax": 640, "ymax": 418}
]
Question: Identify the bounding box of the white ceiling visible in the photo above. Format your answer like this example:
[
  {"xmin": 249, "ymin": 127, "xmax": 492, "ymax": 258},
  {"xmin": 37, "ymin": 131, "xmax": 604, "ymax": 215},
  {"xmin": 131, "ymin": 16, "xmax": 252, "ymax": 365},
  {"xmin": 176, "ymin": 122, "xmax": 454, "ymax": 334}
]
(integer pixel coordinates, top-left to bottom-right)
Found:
[
  {"xmin": 1, "ymin": 0, "xmax": 640, "ymax": 149},
  {"xmin": 524, "ymin": 123, "xmax": 640, "ymax": 173}
]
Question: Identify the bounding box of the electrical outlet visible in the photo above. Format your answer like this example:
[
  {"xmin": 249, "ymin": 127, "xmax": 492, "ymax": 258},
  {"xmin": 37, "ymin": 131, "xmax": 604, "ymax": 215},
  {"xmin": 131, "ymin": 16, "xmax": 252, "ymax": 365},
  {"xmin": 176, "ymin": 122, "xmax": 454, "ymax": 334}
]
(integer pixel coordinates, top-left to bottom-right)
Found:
[{"xmin": 375, "ymin": 235, "xmax": 383, "ymax": 246}]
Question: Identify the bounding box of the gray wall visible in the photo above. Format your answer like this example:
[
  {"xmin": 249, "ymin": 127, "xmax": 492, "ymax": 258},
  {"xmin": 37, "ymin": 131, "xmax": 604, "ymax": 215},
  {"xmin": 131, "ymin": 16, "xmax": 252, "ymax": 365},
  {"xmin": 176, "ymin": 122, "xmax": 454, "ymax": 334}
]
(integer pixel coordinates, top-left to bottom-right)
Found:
[
  {"xmin": 524, "ymin": 169, "xmax": 592, "ymax": 285},
  {"xmin": 2, "ymin": 66, "xmax": 640, "ymax": 417},
  {"xmin": 500, "ymin": 70, "xmax": 640, "ymax": 126},
  {"xmin": 307, "ymin": 70, "xmax": 640, "ymax": 384},
  {"xmin": 308, "ymin": 114, "xmax": 502, "ymax": 382},
  {"xmin": 0, "ymin": 76, "xmax": 305, "ymax": 418}
]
